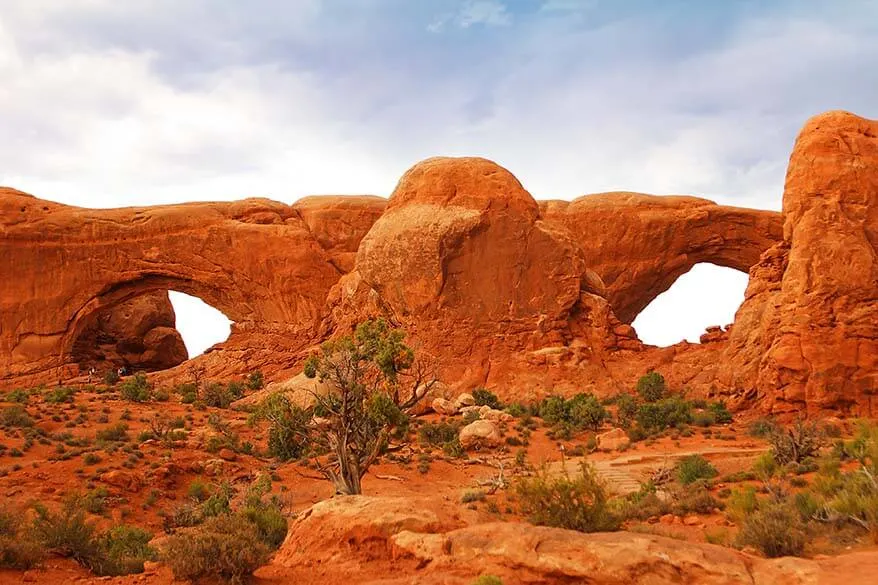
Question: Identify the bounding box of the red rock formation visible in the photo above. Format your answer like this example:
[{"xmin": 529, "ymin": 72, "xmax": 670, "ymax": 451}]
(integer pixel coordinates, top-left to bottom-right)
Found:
[
  {"xmin": 541, "ymin": 194, "xmax": 782, "ymax": 323},
  {"xmin": 71, "ymin": 291, "xmax": 187, "ymax": 373},
  {"xmin": 718, "ymin": 111, "xmax": 878, "ymax": 416},
  {"xmin": 1, "ymin": 110, "xmax": 875, "ymax": 417},
  {"xmin": 0, "ymin": 189, "xmax": 382, "ymax": 386}
]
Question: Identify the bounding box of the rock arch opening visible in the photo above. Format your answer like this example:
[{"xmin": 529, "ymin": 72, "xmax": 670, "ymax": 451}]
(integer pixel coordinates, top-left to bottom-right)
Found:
[
  {"xmin": 630, "ymin": 263, "xmax": 748, "ymax": 347},
  {"xmin": 167, "ymin": 291, "xmax": 232, "ymax": 358},
  {"xmin": 67, "ymin": 279, "xmax": 235, "ymax": 376}
]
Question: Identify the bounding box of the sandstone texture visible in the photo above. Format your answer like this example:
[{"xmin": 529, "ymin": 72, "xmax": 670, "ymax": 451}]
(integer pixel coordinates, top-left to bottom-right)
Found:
[
  {"xmin": 1, "ymin": 110, "xmax": 875, "ymax": 416},
  {"xmin": 265, "ymin": 495, "xmax": 877, "ymax": 585},
  {"xmin": 71, "ymin": 291, "xmax": 187, "ymax": 373}
]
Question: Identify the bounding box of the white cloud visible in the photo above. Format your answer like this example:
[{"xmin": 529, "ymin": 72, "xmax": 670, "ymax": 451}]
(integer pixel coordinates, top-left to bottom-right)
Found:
[
  {"xmin": 428, "ymin": 0, "xmax": 511, "ymax": 32},
  {"xmin": 0, "ymin": 2, "xmax": 875, "ymax": 352}
]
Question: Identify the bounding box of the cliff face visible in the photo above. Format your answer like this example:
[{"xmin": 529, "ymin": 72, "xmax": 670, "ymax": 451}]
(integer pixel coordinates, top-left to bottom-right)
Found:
[{"xmin": 1, "ymin": 111, "xmax": 875, "ymax": 416}]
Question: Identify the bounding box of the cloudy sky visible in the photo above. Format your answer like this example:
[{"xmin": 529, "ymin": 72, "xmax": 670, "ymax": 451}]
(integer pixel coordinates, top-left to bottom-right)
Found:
[{"xmin": 1, "ymin": 0, "xmax": 876, "ymax": 354}]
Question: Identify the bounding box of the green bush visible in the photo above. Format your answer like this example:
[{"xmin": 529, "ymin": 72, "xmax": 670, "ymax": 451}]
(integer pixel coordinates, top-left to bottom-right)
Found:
[
  {"xmin": 636, "ymin": 372, "xmax": 666, "ymax": 402},
  {"xmin": 203, "ymin": 383, "xmax": 236, "ymax": 409},
  {"xmin": 676, "ymin": 455, "xmax": 718, "ymax": 485},
  {"xmin": 256, "ymin": 393, "xmax": 313, "ymax": 461},
  {"xmin": 615, "ymin": 393, "xmax": 638, "ymax": 428},
  {"xmin": 103, "ymin": 370, "xmax": 120, "ymax": 386},
  {"xmin": 708, "ymin": 401, "xmax": 733, "ymax": 424},
  {"xmin": 635, "ymin": 396, "xmax": 692, "ymax": 432},
  {"xmin": 162, "ymin": 515, "xmax": 271, "ymax": 585},
  {"xmin": 94, "ymin": 525, "xmax": 156, "ymax": 575},
  {"xmin": 538, "ymin": 393, "xmax": 607, "ymax": 433},
  {"xmin": 472, "ymin": 387, "xmax": 502, "ymax": 410},
  {"xmin": 443, "ymin": 437, "xmax": 466, "ymax": 458},
  {"xmin": 748, "ymin": 418, "xmax": 777, "ymax": 438},
  {"xmin": 175, "ymin": 382, "xmax": 198, "ymax": 403},
  {"xmin": 419, "ymin": 422, "xmax": 460, "ymax": 446},
  {"xmin": 0, "ymin": 506, "xmax": 46, "ymax": 569},
  {"xmin": 44, "ymin": 386, "xmax": 77, "ymax": 404},
  {"xmin": 6, "ymin": 388, "xmax": 31, "ymax": 403},
  {"xmin": 239, "ymin": 476, "xmax": 288, "ymax": 548},
  {"xmin": 1, "ymin": 405, "xmax": 33, "ymax": 428},
  {"xmin": 246, "ymin": 371, "xmax": 264, "ymax": 391},
  {"xmin": 736, "ymin": 501, "xmax": 806, "ymax": 558},
  {"xmin": 96, "ymin": 423, "xmax": 129, "ymax": 443},
  {"xmin": 516, "ymin": 462, "xmax": 620, "ymax": 533},
  {"xmin": 119, "ymin": 374, "xmax": 151, "ymax": 402}
]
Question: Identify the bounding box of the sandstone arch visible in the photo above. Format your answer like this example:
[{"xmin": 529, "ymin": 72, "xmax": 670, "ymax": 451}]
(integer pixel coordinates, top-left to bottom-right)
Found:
[
  {"xmin": 0, "ymin": 189, "xmax": 385, "ymax": 384},
  {"xmin": 540, "ymin": 194, "xmax": 782, "ymax": 323}
]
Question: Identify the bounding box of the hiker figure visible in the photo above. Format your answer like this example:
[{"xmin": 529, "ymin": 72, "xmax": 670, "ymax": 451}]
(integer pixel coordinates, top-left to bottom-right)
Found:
[{"xmin": 87, "ymin": 367, "xmax": 96, "ymax": 383}]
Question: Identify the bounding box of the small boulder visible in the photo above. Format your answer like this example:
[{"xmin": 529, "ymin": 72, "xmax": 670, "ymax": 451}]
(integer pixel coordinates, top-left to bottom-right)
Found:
[
  {"xmin": 218, "ymin": 448, "xmax": 237, "ymax": 462},
  {"xmin": 432, "ymin": 397, "xmax": 458, "ymax": 416},
  {"xmin": 100, "ymin": 470, "xmax": 143, "ymax": 493},
  {"xmin": 459, "ymin": 419, "xmax": 501, "ymax": 449},
  {"xmin": 453, "ymin": 393, "xmax": 476, "ymax": 410},
  {"xmin": 597, "ymin": 427, "xmax": 630, "ymax": 451}
]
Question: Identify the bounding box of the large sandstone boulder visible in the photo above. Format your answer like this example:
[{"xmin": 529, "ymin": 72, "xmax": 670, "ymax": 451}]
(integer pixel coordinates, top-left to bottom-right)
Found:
[
  {"xmin": 391, "ymin": 522, "xmax": 818, "ymax": 584},
  {"xmin": 459, "ymin": 419, "xmax": 502, "ymax": 449},
  {"xmin": 274, "ymin": 496, "xmax": 452, "ymax": 567}
]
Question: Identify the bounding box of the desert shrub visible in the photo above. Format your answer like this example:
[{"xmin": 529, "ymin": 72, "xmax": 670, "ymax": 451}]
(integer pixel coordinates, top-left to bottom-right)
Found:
[
  {"xmin": 620, "ymin": 483, "xmax": 671, "ymax": 520},
  {"xmin": 419, "ymin": 421, "xmax": 460, "ymax": 446},
  {"xmin": 103, "ymin": 370, "xmax": 120, "ymax": 386},
  {"xmin": 201, "ymin": 482, "xmax": 233, "ymax": 518},
  {"xmin": 516, "ymin": 462, "xmax": 620, "ymax": 533},
  {"xmin": 203, "ymin": 383, "xmax": 237, "ymax": 409},
  {"xmin": 538, "ymin": 393, "xmax": 607, "ymax": 434},
  {"xmin": 119, "ymin": 374, "xmax": 151, "ymax": 402},
  {"xmin": 256, "ymin": 393, "xmax": 313, "ymax": 461},
  {"xmin": 32, "ymin": 498, "xmax": 103, "ymax": 570},
  {"xmin": 672, "ymin": 484, "xmax": 722, "ymax": 515},
  {"xmin": 635, "ymin": 396, "xmax": 692, "ymax": 433},
  {"xmin": 693, "ymin": 410, "xmax": 716, "ymax": 427},
  {"xmin": 726, "ymin": 486, "xmax": 759, "ymax": 523},
  {"xmin": 443, "ymin": 437, "xmax": 466, "ymax": 458},
  {"xmin": 238, "ymin": 476, "xmax": 288, "ymax": 548},
  {"xmin": 1, "ymin": 405, "xmax": 33, "ymax": 428},
  {"xmin": 636, "ymin": 372, "xmax": 666, "ymax": 403},
  {"xmin": 736, "ymin": 500, "xmax": 806, "ymax": 558},
  {"xmin": 504, "ymin": 402, "xmax": 527, "ymax": 417},
  {"xmin": 748, "ymin": 417, "xmax": 777, "ymax": 438},
  {"xmin": 472, "ymin": 387, "xmax": 502, "ymax": 410},
  {"xmin": 472, "ymin": 576, "xmax": 503, "ymax": 585},
  {"xmin": 615, "ymin": 393, "xmax": 638, "ymax": 428},
  {"xmin": 175, "ymin": 382, "xmax": 198, "ymax": 403},
  {"xmin": 94, "ymin": 525, "xmax": 156, "ymax": 575},
  {"xmin": 246, "ymin": 370, "xmax": 265, "ymax": 391},
  {"xmin": 5, "ymin": 388, "xmax": 31, "ymax": 403},
  {"xmin": 769, "ymin": 420, "xmax": 825, "ymax": 465},
  {"xmin": 44, "ymin": 386, "xmax": 77, "ymax": 404},
  {"xmin": 676, "ymin": 455, "xmax": 718, "ymax": 485},
  {"xmin": 753, "ymin": 451, "xmax": 778, "ymax": 480},
  {"xmin": 708, "ymin": 401, "xmax": 733, "ymax": 424},
  {"xmin": 81, "ymin": 488, "xmax": 109, "ymax": 515},
  {"xmin": 162, "ymin": 515, "xmax": 271, "ymax": 585},
  {"xmin": 811, "ymin": 424, "xmax": 878, "ymax": 536},
  {"xmin": 0, "ymin": 506, "xmax": 46, "ymax": 569},
  {"xmin": 188, "ymin": 479, "xmax": 211, "ymax": 503},
  {"xmin": 96, "ymin": 423, "xmax": 129, "ymax": 443}
]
